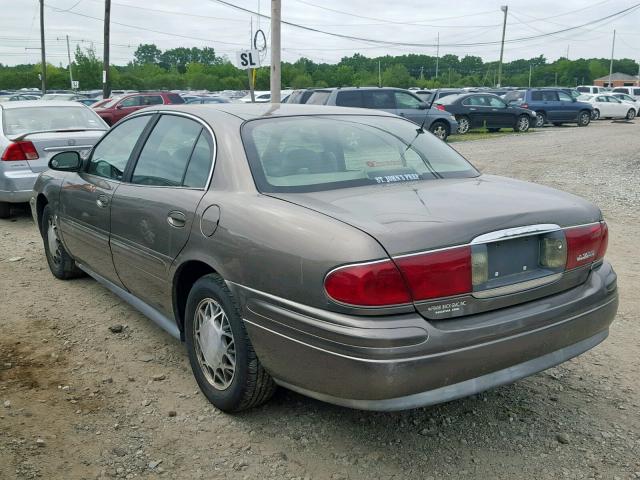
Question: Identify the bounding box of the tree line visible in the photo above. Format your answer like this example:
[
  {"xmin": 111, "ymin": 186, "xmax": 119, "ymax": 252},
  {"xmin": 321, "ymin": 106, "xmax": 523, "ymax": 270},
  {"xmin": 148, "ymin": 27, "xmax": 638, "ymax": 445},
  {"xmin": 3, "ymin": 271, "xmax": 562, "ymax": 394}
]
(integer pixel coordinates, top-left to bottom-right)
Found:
[{"xmin": 0, "ymin": 44, "xmax": 638, "ymax": 91}]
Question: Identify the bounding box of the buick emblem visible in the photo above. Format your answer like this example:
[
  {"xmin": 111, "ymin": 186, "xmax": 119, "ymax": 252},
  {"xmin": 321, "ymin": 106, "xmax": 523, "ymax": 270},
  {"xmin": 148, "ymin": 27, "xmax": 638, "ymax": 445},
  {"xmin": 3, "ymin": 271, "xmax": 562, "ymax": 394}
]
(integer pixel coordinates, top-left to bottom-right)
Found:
[{"xmin": 67, "ymin": 139, "xmax": 76, "ymax": 146}]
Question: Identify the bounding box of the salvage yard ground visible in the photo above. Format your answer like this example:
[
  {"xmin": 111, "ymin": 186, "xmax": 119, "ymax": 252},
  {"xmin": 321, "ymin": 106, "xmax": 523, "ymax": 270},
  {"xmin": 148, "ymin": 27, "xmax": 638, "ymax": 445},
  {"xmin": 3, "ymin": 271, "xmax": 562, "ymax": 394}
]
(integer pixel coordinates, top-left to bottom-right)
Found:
[{"xmin": 1, "ymin": 120, "xmax": 639, "ymax": 480}]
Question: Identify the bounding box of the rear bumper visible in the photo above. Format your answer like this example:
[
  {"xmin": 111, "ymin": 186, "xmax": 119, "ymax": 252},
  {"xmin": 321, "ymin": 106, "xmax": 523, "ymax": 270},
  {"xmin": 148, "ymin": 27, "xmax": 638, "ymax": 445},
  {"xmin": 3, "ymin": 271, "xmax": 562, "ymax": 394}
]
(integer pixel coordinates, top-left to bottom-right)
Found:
[
  {"xmin": 238, "ymin": 262, "xmax": 618, "ymax": 411},
  {"xmin": 0, "ymin": 169, "xmax": 39, "ymax": 203}
]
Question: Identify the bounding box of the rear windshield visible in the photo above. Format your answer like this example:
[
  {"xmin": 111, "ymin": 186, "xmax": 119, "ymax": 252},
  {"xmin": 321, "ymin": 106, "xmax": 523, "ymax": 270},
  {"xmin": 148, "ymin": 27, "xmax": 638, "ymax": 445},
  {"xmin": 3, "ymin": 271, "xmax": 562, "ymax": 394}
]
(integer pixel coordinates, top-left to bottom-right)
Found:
[
  {"xmin": 241, "ymin": 115, "xmax": 479, "ymax": 193},
  {"xmin": 167, "ymin": 93, "xmax": 185, "ymax": 104},
  {"xmin": 2, "ymin": 106, "xmax": 106, "ymax": 136},
  {"xmin": 306, "ymin": 91, "xmax": 331, "ymax": 105}
]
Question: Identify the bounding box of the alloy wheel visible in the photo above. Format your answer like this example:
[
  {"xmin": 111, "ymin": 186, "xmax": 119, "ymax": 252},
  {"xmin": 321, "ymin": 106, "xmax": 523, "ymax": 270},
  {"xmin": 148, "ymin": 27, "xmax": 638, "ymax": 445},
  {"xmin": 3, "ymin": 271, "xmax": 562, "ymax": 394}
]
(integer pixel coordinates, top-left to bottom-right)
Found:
[
  {"xmin": 535, "ymin": 114, "xmax": 545, "ymax": 128},
  {"xmin": 457, "ymin": 117, "xmax": 470, "ymax": 134},
  {"xmin": 193, "ymin": 298, "xmax": 236, "ymax": 390},
  {"xmin": 592, "ymin": 109, "xmax": 600, "ymax": 120},
  {"xmin": 431, "ymin": 125, "xmax": 447, "ymax": 140},
  {"xmin": 627, "ymin": 109, "xmax": 636, "ymax": 120},
  {"xmin": 518, "ymin": 116, "xmax": 530, "ymax": 132}
]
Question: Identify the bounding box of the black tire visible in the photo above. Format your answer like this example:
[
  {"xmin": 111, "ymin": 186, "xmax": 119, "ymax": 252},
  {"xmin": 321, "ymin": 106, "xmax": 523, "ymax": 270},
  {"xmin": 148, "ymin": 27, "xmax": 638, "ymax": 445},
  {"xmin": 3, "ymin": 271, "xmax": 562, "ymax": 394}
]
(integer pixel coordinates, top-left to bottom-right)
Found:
[
  {"xmin": 456, "ymin": 116, "xmax": 470, "ymax": 134},
  {"xmin": 515, "ymin": 115, "xmax": 530, "ymax": 132},
  {"xmin": 429, "ymin": 121, "xmax": 449, "ymax": 141},
  {"xmin": 0, "ymin": 202, "xmax": 10, "ymax": 219},
  {"xmin": 534, "ymin": 112, "xmax": 546, "ymax": 128},
  {"xmin": 626, "ymin": 108, "xmax": 636, "ymax": 120},
  {"xmin": 592, "ymin": 109, "xmax": 600, "ymax": 120},
  {"xmin": 487, "ymin": 128, "xmax": 500, "ymax": 133},
  {"xmin": 41, "ymin": 204, "xmax": 83, "ymax": 279},
  {"xmin": 578, "ymin": 110, "xmax": 591, "ymax": 127},
  {"xmin": 185, "ymin": 273, "xmax": 276, "ymax": 412}
]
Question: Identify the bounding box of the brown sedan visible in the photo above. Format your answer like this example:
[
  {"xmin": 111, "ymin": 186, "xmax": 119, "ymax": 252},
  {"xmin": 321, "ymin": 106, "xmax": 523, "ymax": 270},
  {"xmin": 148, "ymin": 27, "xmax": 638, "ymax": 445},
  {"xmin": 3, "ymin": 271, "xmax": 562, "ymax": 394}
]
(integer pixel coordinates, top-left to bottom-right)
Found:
[{"xmin": 31, "ymin": 104, "xmax": 617, "ymax": 412}]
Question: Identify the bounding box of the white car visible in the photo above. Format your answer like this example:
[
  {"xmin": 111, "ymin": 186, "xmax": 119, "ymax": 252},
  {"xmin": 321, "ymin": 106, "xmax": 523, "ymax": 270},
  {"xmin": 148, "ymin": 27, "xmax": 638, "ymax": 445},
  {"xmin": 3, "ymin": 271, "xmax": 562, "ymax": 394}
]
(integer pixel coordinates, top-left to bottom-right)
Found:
[
  {"xmin": 239, "ymin": 90, "xmax": 294, "ymax": 103},
  {"xmin": 576, "ymin": 85, "xmax": 608, "ymax": 95},
  {"xmin": 578, "ymin": 93, "xmax": 636, "ymax": 120},
  {"xmin": 611, "ymin": 93, "xmax": 640, "ymax": 114},
  {"xmin": 611, "ymin": 86, "xmax": 640, "ymax": 100}
]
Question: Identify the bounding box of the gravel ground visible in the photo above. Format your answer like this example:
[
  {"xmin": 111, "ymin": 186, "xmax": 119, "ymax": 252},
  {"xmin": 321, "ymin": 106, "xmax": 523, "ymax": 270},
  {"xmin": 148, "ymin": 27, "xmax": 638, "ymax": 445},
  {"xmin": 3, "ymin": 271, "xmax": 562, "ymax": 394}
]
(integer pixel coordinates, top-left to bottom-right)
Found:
[{"xmin": 1, "ymin": 120, "xmax": 639, "ymax": 480}]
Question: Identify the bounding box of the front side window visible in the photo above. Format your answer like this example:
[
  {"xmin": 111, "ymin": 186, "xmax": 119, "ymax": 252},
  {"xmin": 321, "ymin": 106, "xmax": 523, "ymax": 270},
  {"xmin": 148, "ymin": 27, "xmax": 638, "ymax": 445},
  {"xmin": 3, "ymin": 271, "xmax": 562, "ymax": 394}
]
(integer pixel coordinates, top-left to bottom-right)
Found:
[
  {"xmin": 131, "ymin": 115, "xmax": 203, "ymax": 187},
  {"xmin": 120, "ymin": 96, "xmax": 141, "ymax": 108},
  {"xmin": 87, "ymin": 115, "xmax": 150, "ymax": 180},
  {"xmin": 487, "ymin": 96, "xmax": 507, "ymax": 108},
  {"xmin": 241, "ymin": 115, "xmax": 479, "ymax": 193},
  {"xmin": 394, "ymin": 92, "xmax": 422, "ymax": 109},
  {"xmin": 557, "ymin": 92, "xmax": 572, "ymax": 102},
  {"xmin": 542, "ymin": 91, "xmax": 559, "ymax": 101},
  {"xmin": 336, "ymin": 91, "xmax": 363, "ymax": 107}
]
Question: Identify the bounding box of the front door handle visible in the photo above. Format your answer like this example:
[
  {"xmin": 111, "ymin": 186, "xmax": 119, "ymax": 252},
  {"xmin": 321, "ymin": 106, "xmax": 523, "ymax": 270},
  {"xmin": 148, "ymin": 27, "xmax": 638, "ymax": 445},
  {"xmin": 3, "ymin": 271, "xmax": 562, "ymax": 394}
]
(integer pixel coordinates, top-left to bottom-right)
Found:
[
  {"xmin": 167, "ymin": 211, "xmax": 186, "ymax": 228},
  {"xmin": 96, "ymin": 195, "xmax": 109, "ymax": 208}
]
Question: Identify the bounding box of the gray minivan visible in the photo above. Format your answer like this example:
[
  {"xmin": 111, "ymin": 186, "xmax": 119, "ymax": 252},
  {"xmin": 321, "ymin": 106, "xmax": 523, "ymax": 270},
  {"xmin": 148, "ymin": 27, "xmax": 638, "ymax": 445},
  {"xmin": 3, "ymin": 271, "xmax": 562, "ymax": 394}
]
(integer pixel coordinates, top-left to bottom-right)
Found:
[{"xmin": 305, "ymin": 87, "xmax": 458, "ymax": 140}]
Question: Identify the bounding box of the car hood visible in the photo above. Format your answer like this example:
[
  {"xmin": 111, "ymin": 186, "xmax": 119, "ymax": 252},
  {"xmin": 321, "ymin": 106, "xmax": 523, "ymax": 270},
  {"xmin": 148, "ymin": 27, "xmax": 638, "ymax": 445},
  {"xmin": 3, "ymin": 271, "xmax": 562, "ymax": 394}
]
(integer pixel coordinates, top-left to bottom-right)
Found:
[
  {"xmin": 574, "ymin": 101, "xmax": 593, "ymax": 110},
  {"xmin": 268, "ymin": 175, "xmax": 602, "ymax": 255}
]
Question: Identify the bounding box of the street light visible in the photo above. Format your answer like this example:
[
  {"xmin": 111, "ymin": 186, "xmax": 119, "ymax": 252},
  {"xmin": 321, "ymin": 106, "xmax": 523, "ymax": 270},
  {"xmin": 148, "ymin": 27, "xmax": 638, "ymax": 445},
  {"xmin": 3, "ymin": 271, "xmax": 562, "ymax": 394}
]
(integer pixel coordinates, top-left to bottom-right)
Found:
[{"xmin": 497, "ymin": 5, "xmax": 508, "ymax": 88}]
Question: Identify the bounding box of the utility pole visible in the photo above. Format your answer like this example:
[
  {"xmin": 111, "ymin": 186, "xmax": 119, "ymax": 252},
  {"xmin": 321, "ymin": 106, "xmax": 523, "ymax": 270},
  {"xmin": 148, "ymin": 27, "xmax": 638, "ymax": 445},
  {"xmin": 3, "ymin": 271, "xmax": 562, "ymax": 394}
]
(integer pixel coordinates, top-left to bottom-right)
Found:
[
  {"xmin": 566, "ymin": 44, "xmax": 570, "ymax": 60},
  {"xmin": 39, "ymin": 0, "xmax": 46, "ymax": 93},
  {"xmin": 270, "ymin": 0, "xmax": 281, "ymax": 104},
  {"xmin": 528, "ymin": 64, "xmax": 532, "ymax": 87},
  {"xmin": 497, "ymin": 5, "xmax": 508, "ymax": 87},
  {"xmin": 66, "ymin": 35, "xmax": 74, "ymax": 90},
  {"xmin": 435, "ymin": 32, "xmax": 440, "ymax": 79},
  {"xmin": 608, "ymin": 29, "xmax": 616, "ymax": 88},
  {"xmin": 103, "ymin": 0, "xmax": 111, "ymax": 99},
  {"xmin": 554, "ymin": 71, "xmax": 558, "ymax": 86},
  {"xmin": 420, "ymin": 66, "xmax": 424, "ymax": 80},
  {"xmin": 377, "ymin": 60, "xmax": 381, "ymax": 87}
]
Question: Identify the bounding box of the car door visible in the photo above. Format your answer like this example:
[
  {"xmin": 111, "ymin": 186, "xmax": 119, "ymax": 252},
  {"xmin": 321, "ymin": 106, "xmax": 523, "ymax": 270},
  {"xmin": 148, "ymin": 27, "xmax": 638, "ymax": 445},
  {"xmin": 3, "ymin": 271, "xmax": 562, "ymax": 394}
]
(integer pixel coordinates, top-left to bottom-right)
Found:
[
  {"xmin": 58, "ymin": 114, "xmax": 153, "ymax": 287},
  {"xmin": 109, "ymin": 113, "xmax": 215, "ymax": 314},
  {"xmin": 486, "ymin": 95, "xmax": 514, "ymax": 127},
  {"xmin": 594, "ymin": 96, "xmax": 611, "ymax": 116},
  {"xmin": 113, "ymin": 95, "xmax": 147, "ymax": 123},
  {"xmin": 393, "ymin": 91, "xmax": 427, "ymax": 124},
  {"xmin": 462, "ymin": 95, "xmax": 489, "ymax": 127},
  {"xmin": 607, "ymin": 96, "xmax": 627, "ymax": 117},
  {"xmin": 556, "ymin": 91, "xmax": 576, "ymax": 121}
]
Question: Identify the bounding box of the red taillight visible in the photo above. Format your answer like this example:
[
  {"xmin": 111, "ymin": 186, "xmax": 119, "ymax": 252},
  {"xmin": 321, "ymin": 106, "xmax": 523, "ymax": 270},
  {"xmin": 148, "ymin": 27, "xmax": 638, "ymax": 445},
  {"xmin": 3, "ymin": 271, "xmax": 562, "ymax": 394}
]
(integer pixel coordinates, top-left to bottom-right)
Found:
[
  {"xmin": 324, "ymin": 259, "xmax": 411, "ymax": 307},
  {"xmin": 435, "ymin": 104, "xmax": 446, "ymax": 111},
  {"xmin": 565, "ymin": 222, "xmax": 607, "ymax": 270},
  {"xmin": 1, "ymin": 141, "xmax": 39, "ymax": 161},
  {"xmin": 395, "ymin": 246, "xmax": 472, "ymax": 301},
  {"xmin": 521, "ymin": 103, "xmax": 529, "ymax": 109}
]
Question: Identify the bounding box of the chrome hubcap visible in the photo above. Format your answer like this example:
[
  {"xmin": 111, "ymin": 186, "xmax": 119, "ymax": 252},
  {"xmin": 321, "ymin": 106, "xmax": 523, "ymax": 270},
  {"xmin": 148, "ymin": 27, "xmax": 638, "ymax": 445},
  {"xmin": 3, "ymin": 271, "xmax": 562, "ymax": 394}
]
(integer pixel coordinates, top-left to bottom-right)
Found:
[
  {"xmin": 193, "ymin": 298, "xmax": 236, "ymax": 390},
  {"xmin": 458, "ymin": 118, "xmax": 469, "ymax": 134},
  {"xmin": 518, "ymin": 117, "xmax": 529, "ymax": 130},
  {"xmin": 47, "ymin": 216, "xmax": 62, "ymax": 266},
  {"xmin": 628, "ymin": 110, "xmax": 635, "ymax": 119}
]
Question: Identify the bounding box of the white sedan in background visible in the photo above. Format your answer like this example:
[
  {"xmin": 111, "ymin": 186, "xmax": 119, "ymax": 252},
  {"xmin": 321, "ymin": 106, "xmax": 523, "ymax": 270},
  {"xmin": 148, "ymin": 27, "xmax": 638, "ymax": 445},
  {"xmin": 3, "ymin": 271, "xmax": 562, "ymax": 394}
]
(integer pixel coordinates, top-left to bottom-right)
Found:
[
  {"xmin": 578, "ymin": 94, "xmax": 636, "ymax": 120},
  {"xmin": 611, "ymin": 93, "xmax": 640, "ymax": 115}
]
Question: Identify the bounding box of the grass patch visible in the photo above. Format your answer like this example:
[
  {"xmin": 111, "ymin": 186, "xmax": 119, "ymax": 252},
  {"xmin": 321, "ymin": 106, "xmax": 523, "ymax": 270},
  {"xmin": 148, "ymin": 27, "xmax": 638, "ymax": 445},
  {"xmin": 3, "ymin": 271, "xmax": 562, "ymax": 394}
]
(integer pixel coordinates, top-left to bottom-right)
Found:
[{"xmin": 448, "ymin": 128, "xmax": 535, "ymax": 143}]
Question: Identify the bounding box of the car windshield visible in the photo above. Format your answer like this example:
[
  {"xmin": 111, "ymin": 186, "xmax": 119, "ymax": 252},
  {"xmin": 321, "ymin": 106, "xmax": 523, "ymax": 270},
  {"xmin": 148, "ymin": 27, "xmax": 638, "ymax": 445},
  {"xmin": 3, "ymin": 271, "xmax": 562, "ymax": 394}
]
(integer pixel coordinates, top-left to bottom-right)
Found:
[
  {"xmin": 241, "ymin": 115, "xmax": 479, "ymax": 193},
  {"xmin": 2, "ymin": 106, "xmax": 106, "ymax": 135}
]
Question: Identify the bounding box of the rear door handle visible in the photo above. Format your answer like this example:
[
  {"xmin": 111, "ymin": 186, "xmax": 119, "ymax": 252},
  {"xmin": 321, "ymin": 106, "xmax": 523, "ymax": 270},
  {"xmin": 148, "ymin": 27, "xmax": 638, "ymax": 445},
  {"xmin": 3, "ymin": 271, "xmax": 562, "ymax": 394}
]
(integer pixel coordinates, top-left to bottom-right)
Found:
[
  {"xmin": 167, "ymin": 211, "xmax": 186, "ymax": 228},
  {"xmin": 96, "ymin": 195, "xmax": 109, "ymax": 208}
]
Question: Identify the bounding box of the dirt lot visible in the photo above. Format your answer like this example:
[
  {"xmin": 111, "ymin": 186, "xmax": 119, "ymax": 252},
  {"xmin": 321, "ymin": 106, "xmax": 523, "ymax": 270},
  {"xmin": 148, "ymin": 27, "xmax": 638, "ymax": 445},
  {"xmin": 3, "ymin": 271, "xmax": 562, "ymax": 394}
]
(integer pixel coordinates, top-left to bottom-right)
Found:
[{"xmin": 1, "ymin": 120, "xmax": 639, "ymax": 480}]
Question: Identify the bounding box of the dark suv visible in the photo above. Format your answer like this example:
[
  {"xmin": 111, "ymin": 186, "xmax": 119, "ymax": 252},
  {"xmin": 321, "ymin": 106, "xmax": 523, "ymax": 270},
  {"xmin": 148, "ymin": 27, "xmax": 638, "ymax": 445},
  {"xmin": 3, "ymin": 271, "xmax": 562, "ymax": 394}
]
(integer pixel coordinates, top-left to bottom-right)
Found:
[
  {"xmin": 93, "ymin": 91, "xmax": 185, "ymax": 125},
  {"xmin": 503, "ymin": 88, "xmax": 592, "ymax": 127},
  {"xmin": 305, "ymin": 87, "xmax": 458, "ymax": 140}
]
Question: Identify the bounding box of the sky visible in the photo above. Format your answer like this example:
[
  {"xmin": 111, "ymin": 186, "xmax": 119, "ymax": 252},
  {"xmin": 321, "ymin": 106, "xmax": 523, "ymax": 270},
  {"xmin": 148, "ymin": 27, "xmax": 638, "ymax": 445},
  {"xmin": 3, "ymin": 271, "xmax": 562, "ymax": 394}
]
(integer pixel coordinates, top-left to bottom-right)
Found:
[{"xmin": 0, "ymin": 0, "xmax": 638, "ymax": 67}]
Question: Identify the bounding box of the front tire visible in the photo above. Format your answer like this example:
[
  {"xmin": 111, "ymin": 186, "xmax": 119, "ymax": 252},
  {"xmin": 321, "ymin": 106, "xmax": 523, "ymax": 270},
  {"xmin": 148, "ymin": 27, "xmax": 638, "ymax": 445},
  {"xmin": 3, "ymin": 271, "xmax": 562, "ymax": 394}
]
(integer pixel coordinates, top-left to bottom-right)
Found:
[
  {"xmin": 626, "ymin": 108, "xmax": 636, "ymax": 120},
  {"xmin": 592, "ymin": 109, "xmax": 600, "ymax": 120},
  {"xmin": 429, "ymin": 121, "xmax": 450, "ymax": 141},
  {"xmin": 578, "ymin": 110, "xmax": 591, "ymax": 126},
  {"xmin": 41, "ymin": 205, "xmax": 83, "ymax": 279},
  {"xmin": 535, "ymin": 112, "xmax": 546, "ymax": 128},
  {"xmin": 515, "ymin": 115, "xmax": 530, "ymax": 132},
  {"xmin": 185, "ymin": 274, "xmax": 276, "ymax": 412},
  {"xmin": 0, "ymin": 202, "xmax": 10, "ymax": 219}
]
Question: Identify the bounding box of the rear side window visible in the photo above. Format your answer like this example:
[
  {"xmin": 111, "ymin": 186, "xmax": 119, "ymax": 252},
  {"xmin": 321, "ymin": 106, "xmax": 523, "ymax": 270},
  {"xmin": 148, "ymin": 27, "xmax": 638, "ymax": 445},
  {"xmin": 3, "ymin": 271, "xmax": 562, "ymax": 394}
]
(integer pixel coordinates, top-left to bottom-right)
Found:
[
  {"xmin": 120, "ymin": 96, "xmax": 141, "ymax": 107},
  {"xmin": 362, "ymin": 90, "xmax": 395, "ymax": 109},
  {"xmin": 336, "ymin": 91, "xmax": 363, "ymax": 107},
  {"xmin": 131, "ymin": 115, "xmax": 203, "ymax": 186},
  {"xmin": 576, "ymin": 87, "xmax": 589, "ymax": 93},
  {"xmin": 306, "ymin": 91, "xmax": 331, "ymax": 105},
  {"xmin": 503, "ymin": 91, "xmax": 524, "ymax": 102},
  {"xmin": 167, "ymin": 93, "xmax": 185, "ymax": 104},
  {"xmin": 634, "ymin": 89, "xmax": 640, "ymax": 96},
  {"xmin": 612, "ymin": 88, "xmax": 626, "ymax": 93}
]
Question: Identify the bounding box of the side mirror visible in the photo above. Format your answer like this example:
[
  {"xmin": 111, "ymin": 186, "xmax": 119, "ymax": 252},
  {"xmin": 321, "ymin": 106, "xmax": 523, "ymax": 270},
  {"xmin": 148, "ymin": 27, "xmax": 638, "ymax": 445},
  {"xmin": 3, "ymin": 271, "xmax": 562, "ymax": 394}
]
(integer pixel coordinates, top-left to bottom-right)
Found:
[
  {"xmin": 49, "ymin": 151, "xmax": 82, "ymax": 172},
  {"xmin": 418, "ymin": 102, "xmax": 428, "ymax": 110}
]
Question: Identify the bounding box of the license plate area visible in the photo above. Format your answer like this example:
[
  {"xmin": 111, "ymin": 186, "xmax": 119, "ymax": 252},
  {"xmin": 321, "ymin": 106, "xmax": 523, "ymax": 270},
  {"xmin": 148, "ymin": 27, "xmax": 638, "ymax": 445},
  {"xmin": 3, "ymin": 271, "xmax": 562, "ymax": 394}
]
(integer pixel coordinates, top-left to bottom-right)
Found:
[{"xmin": 472, "ymin": 231, "xmax": 565, "ymax": 292}]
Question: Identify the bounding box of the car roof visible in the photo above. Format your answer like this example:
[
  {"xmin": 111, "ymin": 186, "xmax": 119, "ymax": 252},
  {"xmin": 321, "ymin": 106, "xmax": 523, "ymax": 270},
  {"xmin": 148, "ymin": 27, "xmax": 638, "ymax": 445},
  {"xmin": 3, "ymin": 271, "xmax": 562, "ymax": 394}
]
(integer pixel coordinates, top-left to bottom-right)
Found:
[
  {"xmin": 151, "ymin": 103, "xmax": 398, "ymax": 121},
  {"xmin": 0, "ymin": 100, "xmax": 90, "ymax": 109}
]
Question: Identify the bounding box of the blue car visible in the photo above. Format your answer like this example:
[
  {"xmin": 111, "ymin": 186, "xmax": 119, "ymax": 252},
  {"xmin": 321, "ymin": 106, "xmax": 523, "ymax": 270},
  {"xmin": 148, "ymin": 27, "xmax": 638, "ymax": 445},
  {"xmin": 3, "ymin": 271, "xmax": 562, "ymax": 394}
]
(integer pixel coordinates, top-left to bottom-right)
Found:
[{"xmin": 503, "ymin": 88, "xmax": 593, "ymax": 128}]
